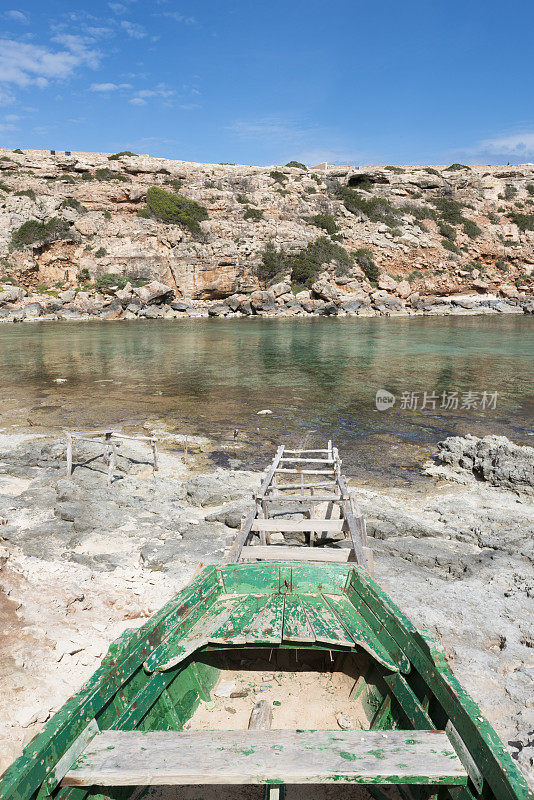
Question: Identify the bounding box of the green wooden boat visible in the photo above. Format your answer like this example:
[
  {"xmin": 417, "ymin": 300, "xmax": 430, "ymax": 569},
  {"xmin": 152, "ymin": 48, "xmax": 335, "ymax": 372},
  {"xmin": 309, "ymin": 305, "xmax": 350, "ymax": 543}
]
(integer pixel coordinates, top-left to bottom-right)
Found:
[{"xmin": 0, "ymin": 563, "xmax": 530, "ymax": 800}]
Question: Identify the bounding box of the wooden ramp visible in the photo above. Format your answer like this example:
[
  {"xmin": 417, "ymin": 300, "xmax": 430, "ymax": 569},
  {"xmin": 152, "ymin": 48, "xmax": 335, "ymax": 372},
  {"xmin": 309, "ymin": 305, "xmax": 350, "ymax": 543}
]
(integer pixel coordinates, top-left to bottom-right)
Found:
[
  {"xmin": 62, "ymin": 729, "xmax": 468, "ymax": 787},
  {"xmin": 227, "ymin": 442, "xmax": 371, "ymax": 570}
]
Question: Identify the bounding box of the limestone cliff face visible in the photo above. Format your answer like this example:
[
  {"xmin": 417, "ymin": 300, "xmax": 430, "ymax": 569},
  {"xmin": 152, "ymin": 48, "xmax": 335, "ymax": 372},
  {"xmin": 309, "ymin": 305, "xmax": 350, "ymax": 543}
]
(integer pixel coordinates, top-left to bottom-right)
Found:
[{"xmin": 0, "ymin": 149, "xmax": 532, "ymax": 299}]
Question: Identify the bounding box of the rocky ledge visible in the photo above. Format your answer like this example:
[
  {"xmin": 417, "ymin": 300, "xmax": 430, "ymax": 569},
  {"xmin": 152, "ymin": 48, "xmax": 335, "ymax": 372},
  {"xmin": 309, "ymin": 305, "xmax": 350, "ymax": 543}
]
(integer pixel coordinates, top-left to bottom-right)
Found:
[{"xmin": 0, "ymin": 277, "xmax": 532, "ymax": 322}]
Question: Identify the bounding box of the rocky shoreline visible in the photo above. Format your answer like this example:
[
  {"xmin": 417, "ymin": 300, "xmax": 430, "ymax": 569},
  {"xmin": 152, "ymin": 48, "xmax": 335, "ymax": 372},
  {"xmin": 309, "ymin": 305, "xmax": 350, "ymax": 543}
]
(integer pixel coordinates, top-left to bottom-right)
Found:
[
  {"xmin": 0, "ymin": 429, "xmax": 532, "ymax": 785},
  {"xmin": 1, "ymin": 278, "xmax": 532, "ymax": 322}
]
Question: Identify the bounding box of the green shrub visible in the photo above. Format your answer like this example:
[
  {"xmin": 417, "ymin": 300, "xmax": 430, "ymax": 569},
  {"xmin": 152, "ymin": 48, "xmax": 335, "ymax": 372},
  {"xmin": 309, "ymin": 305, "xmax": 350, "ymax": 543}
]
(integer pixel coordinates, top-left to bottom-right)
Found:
[
  {"xmin": 95, "ymin": 273, "xmax": 128, "ymax": 289},
  {"xmin": 95, "ymin": 247, "xmax": 107, "ymax": 257},
  {"xmin": 291, "ymin": 237, "xmax": 353, "ymax": 285},
  {"xmin": 291, "ymin": 283, "xmax": 308, "ymax": 294},
  {"xmin": 337, "ymin": 187, "xmax": 400, "ymax": 227},
  {"xmin": 285, "ymin": 161, "xmax": 307, "ymax": 170},
  {"xmin": 504, "ymin": 184, "xmax": 517, "ymax": 200},
  {"xmin": 166, "ymin": 179, "xmax": 183, "ymax": 192},
  {"xmin": 243, "ymin": 208, "xmax": 264, "ymax": 221},
  {"xmin": 108, "ymin": 151, "xmax": 137, "ymax": 160},
  {"xmin": 444, "ymin": 163, "xmax": 470, "ymax": 171},
  {"xmin": 11, "ymin": 217, "xmax": 70, "ymax": 249},
  {"xmin": 257, "ymin": 236, "xmax": 353, "ymax": 287},
  {"xmin": 0, "ymin": 275, "xmax": 18, "ymax": 285},
  {"xmin": 508, "ymin": 212, "xmax": 534, "ymax": 231},
  {"xmin": 431, "ymin": 197, "xmax": 466, "ymax": 225},
  {"xmin": 77, "ymin": 267, "xmax": 90, "ymax": 282},
  {"xmin": 269, "ymin": 170, "xmax": 287, "ymax": 184},
  {"xmin": 425, "ymin": 167, "xmax": 440, "ymax": 175},
  {"xmin": 12, "ymin": 149, "xmax": 23, "ymax": 154},
  {"xmin": 0, "ymin": 181, "xmax": 10, "ymax": 192},
  {"xmin": 144, "ymin": 187, "xmax": 209, "ymax": 237},
  {"xmin": 137, "ymin": 208, "xmax": 151, "ymax": 218},
  {"xmin": 94, "ymin": 168, "xmax": 129, "ymax": 182},
  {"xmin": 408, "ymin": 270, "xmax": 423, "ymax": 282},
  {"xmin": 0, "ymin": 156, "xmax": 13, "ymax": 162},
  {"xmin": 306, "ymin": 213, "xmax": 339, "ymax": 236},
  {"xmin": 15, "ymin": 189, "xmax": 36, "ymax": 201},
  {"xmin": 487, "ymin": 211, "xmax": 500, "ymax": 224},
  {"xmin": 462, "ymin": 219, "xmax": 483, "ymax": 239},
  {"xmin": 398, "ymin": 202, "xmax": 435, "ymax": 220},
  {"xmin": 526, "ymin": 183, "xmax": 534, "ymax": 196},
  {"xmin": 442, "ymin": 239, "xmax": 460, "ymax": 253},
  {"xmin": 495, "ymin": 259, "xmax": 509, "ymax": 272},
  {"xmin": 384, "ymin": 166, "xmax": 404, "ymax": 173},
  {"xmin": 60, "ymin": 197, "xmax": 86, "ymax": 213},
  {"xmin": 353, "ymin": 247, "xmax": 379, "ymax": 284},
  {"xmin": 236, "ymin": 193, "xmax": 248, "ymax": 204},
  {"xmin": 438, "ymin": 221, "xmax": 456, "ymax": 240},
  {"xmin": 104, "ymin": 211, "xmax": 111, "ymax": 220},
  {"xmin": 258, "ymin": 241, "xmax": 288, "ymax": 283}
]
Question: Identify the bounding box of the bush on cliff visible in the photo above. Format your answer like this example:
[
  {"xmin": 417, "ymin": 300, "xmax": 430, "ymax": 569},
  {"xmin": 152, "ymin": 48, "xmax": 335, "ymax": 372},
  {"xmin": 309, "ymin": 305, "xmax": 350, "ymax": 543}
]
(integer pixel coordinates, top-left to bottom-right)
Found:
[
  {"xmin": 108, "ymin": 151, "xmax": 137, "ymax": 160},
  {"xmin": 269, "ymin": 170, "xmax": 287, "ymax": 184},
  {"xmin": 285, "ymin": 161, "xmax": 307, "ymax": 170},
  {"xmin": 11, "ymin": 218, "xmax": 70, "ymax": 250},
  {"xmin": 462, "ymin": 218, "xmax": 482, "ymax": 239},
  {"xmin": 337, "ymin": 187, "xmax": 400, "ymax": 227},
  {"xmin": 508, "ymin": 212, "xmax": 534, "ymax": 232},
  {"xmin": 258, "ymin": 241, "xmax": 288, "ymax": 283},
  {"xmin": 243, "ymin": 207, "xmax": 264, "ymax": 221},
  {"xmin": 291, "ymin": 237, "xmax": 353, "ymax": 284},
  {"xmin": 353, "ymin": 247, "xmax": 379, "ymax": 284},
  {"xmin": 144, "ymin": 187, "xmax": 209, "ymax": 237},
  {"xmin": 306, "ymin": 213, "xmax": 340, "ymax": 237}
]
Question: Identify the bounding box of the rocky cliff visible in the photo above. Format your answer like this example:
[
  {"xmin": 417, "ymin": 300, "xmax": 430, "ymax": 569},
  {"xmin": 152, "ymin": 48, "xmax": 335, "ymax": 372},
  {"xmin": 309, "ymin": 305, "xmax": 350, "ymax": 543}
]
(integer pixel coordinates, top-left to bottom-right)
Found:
[{"xmin": 0, "ymin": 149, "xmax": 533, "ymax": 316}]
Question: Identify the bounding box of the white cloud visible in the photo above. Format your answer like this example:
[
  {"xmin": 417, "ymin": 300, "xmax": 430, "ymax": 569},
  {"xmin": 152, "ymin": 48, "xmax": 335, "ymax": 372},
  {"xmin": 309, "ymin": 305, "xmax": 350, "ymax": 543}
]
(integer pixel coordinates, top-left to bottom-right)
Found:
[
  {"xmin": 4, "ymin": 9, "xmax": 29, "ymax": 23},
  {"xmin": 129, "ymin": 83, "xmax": 175, "ymax": 105},
  {"xmin": 108, "ymin": 2, "xmax": 127, "ymax": 13},
  {"xmin": 0, "ymin": 36, "xmax": 101, "ymax": 89},
  {"xmin": 478, "ymin": 131, "xmax": 534, "ymax": 157},
  {"xmin": 161, "ymin": 11, "xmax": 196, "ymax": 24},
  {"xmin": 90, "ymin": 81, "xmax": 131, "ymax": 91},
  {"xmin": 121, "ymin": 20, "xmax": 146, "ymax": 39}
]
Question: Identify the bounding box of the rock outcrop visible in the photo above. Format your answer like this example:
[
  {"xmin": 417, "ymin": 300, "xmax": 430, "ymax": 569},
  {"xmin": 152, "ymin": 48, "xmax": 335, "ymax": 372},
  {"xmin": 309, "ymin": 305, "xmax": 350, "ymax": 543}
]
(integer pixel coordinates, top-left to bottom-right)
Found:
[{"xmin": 0, "ymin": 150, "xmax": 532, "ymax": 318}]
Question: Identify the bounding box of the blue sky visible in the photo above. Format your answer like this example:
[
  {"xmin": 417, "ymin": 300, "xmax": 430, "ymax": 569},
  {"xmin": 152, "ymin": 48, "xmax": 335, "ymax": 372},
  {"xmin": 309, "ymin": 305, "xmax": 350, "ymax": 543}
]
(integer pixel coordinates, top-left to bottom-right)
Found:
[{"xmin": 0, "ymin": 0, "xmax": 533, "ymax": 166}]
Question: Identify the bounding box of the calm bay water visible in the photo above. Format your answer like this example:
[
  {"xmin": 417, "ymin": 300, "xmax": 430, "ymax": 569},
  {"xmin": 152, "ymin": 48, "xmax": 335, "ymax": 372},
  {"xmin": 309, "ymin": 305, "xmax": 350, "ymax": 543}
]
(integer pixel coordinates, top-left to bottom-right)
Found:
[{"xmin": 0, "ymin": 316, "xmax": 532, "ymax": 484}]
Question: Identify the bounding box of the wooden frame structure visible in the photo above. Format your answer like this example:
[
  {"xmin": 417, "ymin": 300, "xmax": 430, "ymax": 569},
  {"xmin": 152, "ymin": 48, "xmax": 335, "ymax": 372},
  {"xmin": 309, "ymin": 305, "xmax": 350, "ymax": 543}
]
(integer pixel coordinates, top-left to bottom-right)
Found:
[
  {"xmin": 228, "ymin": 442, "xmax": 372, "ymax": 570},
  {"xmin": 65, "ymin": 430, "xmax": 159, "ymax": 486}
]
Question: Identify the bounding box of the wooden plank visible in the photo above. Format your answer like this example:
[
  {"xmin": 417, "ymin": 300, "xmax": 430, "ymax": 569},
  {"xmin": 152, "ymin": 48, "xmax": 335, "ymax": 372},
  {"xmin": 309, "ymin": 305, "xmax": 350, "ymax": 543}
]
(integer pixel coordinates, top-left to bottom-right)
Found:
[
  {"xmin": 246, "ymin": 593, "xmax": 285, "ymax": 644},
  {"xmin": 268, "ymin": 481, "xmax": 338, "ymax": 490},
  {"xmin": 283, "ymin": 449, "xmax": 331, "ymax": 454},
  {"xmin": 323, "ymin": 594, "xmax": 401, "ymax": 672},
  {"xmin": 144, "ymin": 593, "xmax": 242, "ymax": 673},
  {"xmin": 227, "ymin": 509, "xmax": 256, "ymax": 564},
  {"xmin": 248, "ymin": 698, "xmax": 273, "ymax": 730},
  {"xmin": 63, "ymin": 730, "xmax": 468, "ymax": 786},
  {"xmin": 300, "ymin": 594, "xmax": 355, "ymax": 647},
  {"xmin": 241, "ymin": 546, "xmax": 351, "ymax": 563},
  {"xmin": 282, "ymin": 594, "xmax": 315, "ymax": 643},
  {"xmin": 280, "ymin": 458, "xmax": 334, "ymax": 464},
  {"xmin": 383, "ymin": 673, "xmax": 435, "ymax": 729},
  {"xmin": 265, "ymin": 493, "xmax": 341, "ymax": 502},
  {"xmin": 256, "ymin": 445, "xmax": 285, "ymax": 499},
  {"xmin": 209, "ymin": 593, "xmax": 269, "ymax": 645},
  {"xmin": 275, "ymin": 468, "xmax": 335, "ymax": 475},
  {"xmin": 252, "ymin": 519, "xmax": 343, "ymax": 533}
]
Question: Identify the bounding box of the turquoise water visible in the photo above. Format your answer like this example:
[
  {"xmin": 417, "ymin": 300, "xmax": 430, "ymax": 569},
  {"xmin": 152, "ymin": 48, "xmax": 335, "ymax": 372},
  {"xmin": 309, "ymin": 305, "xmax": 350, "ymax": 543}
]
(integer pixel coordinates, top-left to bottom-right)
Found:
[{"xmin": 0, "ymin": 316, "xmax": 532, "ymax": 483}]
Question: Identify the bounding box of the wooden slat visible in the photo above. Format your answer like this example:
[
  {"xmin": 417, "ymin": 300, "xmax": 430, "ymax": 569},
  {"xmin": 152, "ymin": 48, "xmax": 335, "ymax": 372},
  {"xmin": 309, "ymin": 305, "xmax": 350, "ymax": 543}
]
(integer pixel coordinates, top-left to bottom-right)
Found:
[
  {"xmin": 300, "ymin": 594, "xmax": 355, "ymax": 647},
  {"xmin": 268, "ymin": 481, "xmax": 338, "ymax": 490},
  {"xmin": 275, "ymin": 468, "xmax": 335, "ymax": 475},
  {"xmin": 280, "ymin": 458, "xmax": 334, "ymax": 464},
  {"xmin": 251, "ymin": 519, "xmax": 344, "ymax": 533},
  {"xmin": 282, "ymin": 594, "xmax": 315, "ymax": 642},
  {"xmin": 241, "ymin": 546, "xmax": 351, "ymax": 563},
  {"xmin": 323, "ymin": 594, "xmax": 401, "ymax": 672},
  {"xmin": 246, "ymin": 593, "xmax": 285, "ymax": 644},
  {"xmin": 257, "ymin": 445, "xmax": 285, "ymax": 498},
  {"xmin": 145, "ymin": 595, "xmax": 244, "ymax": 673},
  {"xmin": 209, "ymin": 593, "xmax": 269, "ymax": 645},
  {"xmin": 63, "ymin": 730, "xmax": 468, "ymax": 786},
  {"xmin": 226, "ymin": 510, "xmax": 256, "ymax": 564},
  {"xmin": 265, "ymin": 493, "xmax": 342, "ymax": 502},
  {"xmin": 283, "ymin": 449, "xmax": 331, "ymax": 454}
]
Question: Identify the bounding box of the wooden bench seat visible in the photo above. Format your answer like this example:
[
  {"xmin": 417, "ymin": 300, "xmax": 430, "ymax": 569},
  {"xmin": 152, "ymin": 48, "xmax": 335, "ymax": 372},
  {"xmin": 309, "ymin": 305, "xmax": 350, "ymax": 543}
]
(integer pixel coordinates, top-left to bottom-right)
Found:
[{"xmin": 62, "ymin": 729, "xmax": 468, "ymax": 787}]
